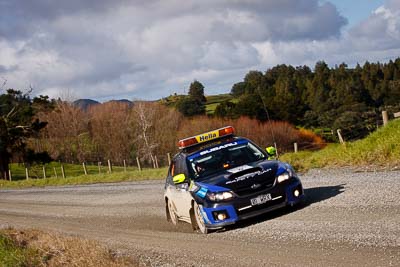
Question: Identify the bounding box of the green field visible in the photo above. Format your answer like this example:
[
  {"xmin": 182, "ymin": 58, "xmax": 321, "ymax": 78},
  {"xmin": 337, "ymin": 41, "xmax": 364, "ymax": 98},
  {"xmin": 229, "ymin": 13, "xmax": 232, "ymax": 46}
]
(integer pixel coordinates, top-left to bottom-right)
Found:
[
  {"xmin": 281, "ymin": 119, "xmax": 400, "ymax": 171},
  {"xmin": 205, "ymin": 94, "xmax": 237, "ymax": 115},
  {"xmin": 161, "ymin": 93, "xmax": 238, "ymax": 115},
  {"xmin": 1, "ymin": 163, "xmax": 168, "ymax": 189},
  {"xmin": 8, "ymin": 162, "xmax": 142, "ymax": 181}
]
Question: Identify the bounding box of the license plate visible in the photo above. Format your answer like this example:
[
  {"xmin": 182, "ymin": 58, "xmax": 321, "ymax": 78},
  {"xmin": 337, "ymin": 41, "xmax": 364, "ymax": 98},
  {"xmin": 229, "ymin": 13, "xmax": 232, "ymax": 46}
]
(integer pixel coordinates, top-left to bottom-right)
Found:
[{"xmin": 251, "ymin": 194, "xmax": 272, "ymax": 205}]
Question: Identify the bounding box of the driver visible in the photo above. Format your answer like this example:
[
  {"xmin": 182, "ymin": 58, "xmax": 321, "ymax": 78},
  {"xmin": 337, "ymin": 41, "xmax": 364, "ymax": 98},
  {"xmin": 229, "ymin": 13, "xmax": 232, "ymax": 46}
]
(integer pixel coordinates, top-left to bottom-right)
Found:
[{"xmin": 195, "ymin": 162, "xmax": 206, "ymax": 175}]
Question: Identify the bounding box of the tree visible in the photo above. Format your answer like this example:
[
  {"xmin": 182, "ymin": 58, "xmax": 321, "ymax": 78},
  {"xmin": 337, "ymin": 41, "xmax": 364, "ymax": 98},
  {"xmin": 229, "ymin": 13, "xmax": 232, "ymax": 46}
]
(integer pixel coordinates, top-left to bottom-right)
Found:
[
  {"xmin": 231, "ymin": 82, "xmax": 246, "ymax": 97},
  {"xmin": 175, "ymin": 96, "xmax": 205, "ymax": 116},
  {"xmin": 234, "ymin": 94, "xmax": 267, "ymax": 121},
  {"xmin": 132, "ymin": 102, "xmax": 159, "ymax": 167},
  {"xmin": 38, "ymin": 101, "xmax": 91, "ymax": 162},
  {"xmin": 188, "ymin": 80, "xmax": 206, "ymax": 102},
  {"xmin": 214, "ymin": 100, "xmax": 237, "ymax": 119},
  {"xmin": 0, "ymin": 89, "xmax": 50, "ymax": 180},
  {"xmin": 89, "ymin": 101, "xmax": 133, "ymax": 164},
  {"xmin": 243, "ymin": 71, "xmax": 264, "ymax": 94}
]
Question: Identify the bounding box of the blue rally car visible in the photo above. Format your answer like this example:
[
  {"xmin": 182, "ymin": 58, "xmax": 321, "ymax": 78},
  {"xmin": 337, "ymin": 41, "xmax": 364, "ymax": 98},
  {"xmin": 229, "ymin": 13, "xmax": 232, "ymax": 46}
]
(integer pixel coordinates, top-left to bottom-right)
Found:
[{"xmin": 164, "ymin": 126, "xmax": 304, "ymax": 233}]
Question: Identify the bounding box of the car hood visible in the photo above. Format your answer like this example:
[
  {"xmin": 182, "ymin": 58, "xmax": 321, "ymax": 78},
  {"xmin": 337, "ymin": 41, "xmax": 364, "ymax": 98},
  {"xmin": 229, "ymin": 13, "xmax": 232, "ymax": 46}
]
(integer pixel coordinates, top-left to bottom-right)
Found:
[{"xmin": 196, "ymin": 160, "xmax": 284, "ymax": 194}]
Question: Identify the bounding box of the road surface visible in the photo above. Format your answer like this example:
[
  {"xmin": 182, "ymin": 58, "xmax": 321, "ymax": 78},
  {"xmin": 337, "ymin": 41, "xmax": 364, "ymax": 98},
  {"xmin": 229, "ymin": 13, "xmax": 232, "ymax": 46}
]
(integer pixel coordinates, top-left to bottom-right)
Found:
[{"xmin": 0, "ymin": 168, "xmax": 399, "ymax": 266}]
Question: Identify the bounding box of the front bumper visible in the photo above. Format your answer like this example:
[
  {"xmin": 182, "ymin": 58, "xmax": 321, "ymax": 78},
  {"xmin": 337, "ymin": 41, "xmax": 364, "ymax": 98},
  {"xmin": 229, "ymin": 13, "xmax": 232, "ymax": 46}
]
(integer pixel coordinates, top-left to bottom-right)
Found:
[{"xmin": 200, "ymin": 178, "xmax": 304, "ymax": 229}]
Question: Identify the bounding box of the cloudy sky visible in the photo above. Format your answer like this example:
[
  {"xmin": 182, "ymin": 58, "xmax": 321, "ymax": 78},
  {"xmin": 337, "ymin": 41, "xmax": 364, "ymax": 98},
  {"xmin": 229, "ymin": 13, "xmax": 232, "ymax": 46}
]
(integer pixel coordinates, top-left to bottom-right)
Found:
[{"xmin": 0, "ymin": 0, "xmax": 399, "ymax": 101}]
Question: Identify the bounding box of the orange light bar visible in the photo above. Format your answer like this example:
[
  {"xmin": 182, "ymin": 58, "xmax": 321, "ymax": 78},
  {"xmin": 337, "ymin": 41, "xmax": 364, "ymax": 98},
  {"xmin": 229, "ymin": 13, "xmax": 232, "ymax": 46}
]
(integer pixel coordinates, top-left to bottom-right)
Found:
[
  {"xmin": 178, "ymin": 126, "xmax": 235, "ymax": 149},
  {"xmin": 178, "ymin": 137, "xmax": 198, "ymax": 149},
  {"xmin": 219, "ymin": 126, "xmax": 234, "ymax": 136}
]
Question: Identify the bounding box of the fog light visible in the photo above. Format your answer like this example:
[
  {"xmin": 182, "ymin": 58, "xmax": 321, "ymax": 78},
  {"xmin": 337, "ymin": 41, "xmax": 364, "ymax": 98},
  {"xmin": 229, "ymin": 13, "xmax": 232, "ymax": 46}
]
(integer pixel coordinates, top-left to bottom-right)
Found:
[
  {"xmin": 294, "ymin": 189, "xmax": 300, "ymax": 197},
  {"xmin": 217, "ymin": 213, "xmax": 227, "ymax": 220}
]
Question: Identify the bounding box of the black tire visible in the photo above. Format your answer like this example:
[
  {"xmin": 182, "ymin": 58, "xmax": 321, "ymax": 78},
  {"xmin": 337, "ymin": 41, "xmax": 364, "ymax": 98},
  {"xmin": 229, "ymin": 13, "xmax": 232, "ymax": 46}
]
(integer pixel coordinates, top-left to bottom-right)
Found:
[
  {"xmin": 193, "ymin": 202, "xmax": 209, "ymax": 234},
  {"xmin": 167, "ymin": 199, "xmax": 178, "ymax": 225}
]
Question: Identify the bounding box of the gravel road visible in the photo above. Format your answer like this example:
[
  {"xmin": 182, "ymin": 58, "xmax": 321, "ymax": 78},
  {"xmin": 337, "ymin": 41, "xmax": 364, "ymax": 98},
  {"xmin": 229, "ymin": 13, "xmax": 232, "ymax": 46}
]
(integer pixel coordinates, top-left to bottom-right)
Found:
[{"xmin": 0, "ymin": 168, "xmax": 399, "ymax": 266}]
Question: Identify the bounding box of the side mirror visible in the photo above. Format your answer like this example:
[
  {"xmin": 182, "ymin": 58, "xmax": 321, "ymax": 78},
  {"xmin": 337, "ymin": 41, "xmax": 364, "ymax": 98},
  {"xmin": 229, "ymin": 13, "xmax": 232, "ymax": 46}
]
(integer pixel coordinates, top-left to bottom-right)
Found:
[{"xmin": 173, "ymin": 174, "xmax": 186, "ymax": 184}]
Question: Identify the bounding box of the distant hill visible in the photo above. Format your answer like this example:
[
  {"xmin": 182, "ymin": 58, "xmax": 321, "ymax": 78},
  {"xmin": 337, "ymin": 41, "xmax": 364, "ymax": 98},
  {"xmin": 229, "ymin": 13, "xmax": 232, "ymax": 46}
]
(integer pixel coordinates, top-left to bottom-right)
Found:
[
  {"xmin": 105, "ymin": 99, "xmax": 133, "ymax": 107},
  {"xmin": 73, "ymin": 99, "xmax": 100, "ymax": 110},
  {"xmin": 73, "ymin": 99, "xmax": 134, "ymax": 110}
]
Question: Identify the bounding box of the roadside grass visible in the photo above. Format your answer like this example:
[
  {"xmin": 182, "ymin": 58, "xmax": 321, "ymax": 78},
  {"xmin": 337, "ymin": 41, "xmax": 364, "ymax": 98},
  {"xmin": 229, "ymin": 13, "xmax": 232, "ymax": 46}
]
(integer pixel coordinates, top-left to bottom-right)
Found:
[
  {"xmin": 0, "ymin": 231, "xmax": 40, "ymax": 267},
  {"xmin": 281, "ymin": 119, "xmax": 400, "ymax": 171},
  {"xmin": 0, "ymin": 167, "xmax": 168, "ymax": 189},
  {"xmin": 0, "ymin": 228, "xmax": 136, "ymax": 267},
  {"xmin": 9, "ymin": 162, "xmax": 143, "ymax": 181}
]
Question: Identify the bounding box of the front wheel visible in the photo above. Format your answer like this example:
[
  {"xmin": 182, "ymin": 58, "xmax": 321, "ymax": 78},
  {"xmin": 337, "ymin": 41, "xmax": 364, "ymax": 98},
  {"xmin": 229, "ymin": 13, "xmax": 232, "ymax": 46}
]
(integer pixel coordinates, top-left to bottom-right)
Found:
[
  {"xmin": 193, "ymin": 202, "xmax": 208, "ymax": 234},
  {"xmin": 167, "ymin": 199, "xmax": 178, "ymax": 225}
]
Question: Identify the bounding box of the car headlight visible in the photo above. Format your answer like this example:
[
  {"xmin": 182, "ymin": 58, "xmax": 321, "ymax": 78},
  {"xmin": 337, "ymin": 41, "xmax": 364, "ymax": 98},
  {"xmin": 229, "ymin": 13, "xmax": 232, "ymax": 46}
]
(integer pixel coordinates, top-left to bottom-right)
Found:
[
  {"xmin": 277, "ymin": 172, "xmax": 290, "ymax": 183},
  {"xmin": 207, "ymin": 191, "xmax": 234, "ymax": 202},
  {"xmin": 276, "ymin": 164, "xmax": 297, "ymax": 183}
]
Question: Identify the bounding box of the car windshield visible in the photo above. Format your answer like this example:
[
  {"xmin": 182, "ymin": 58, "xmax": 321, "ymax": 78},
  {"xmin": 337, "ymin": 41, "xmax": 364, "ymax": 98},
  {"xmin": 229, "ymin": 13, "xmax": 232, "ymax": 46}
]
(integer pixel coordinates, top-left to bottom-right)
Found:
[{"xmin": 187, "ymin": 139, "xmax": 266, "ymax": 179}]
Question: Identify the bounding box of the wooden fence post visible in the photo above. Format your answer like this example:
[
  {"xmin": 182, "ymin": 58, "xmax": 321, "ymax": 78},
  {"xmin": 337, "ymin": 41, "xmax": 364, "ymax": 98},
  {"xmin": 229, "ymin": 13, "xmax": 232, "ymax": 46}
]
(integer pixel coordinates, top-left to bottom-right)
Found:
[
  {"xmin": 294, "ymin": 142, "xmax": 298, "ymax": 153},
  {"xmin": 25, "ymin": 168, "xmax": 29, "ymax": 180},
  {"xmin": 107, "ymin": 160, "xmax": 112, "ymax": 173},
  {"xmin": 167, "ymin": 153, "xmax": 171, "ymax": 166},
  {"xmin": 53, "ymin": 167, "xmax": 58, "ymax": 178},
  {"xmin": 136, "ymin": 157, "xmax": 142, "ymax": 172},
  {"xmin": 123, "ymin": 160, "xmax": 127, "ymax": 172},
  {"xmin": 43, "ymin": 165, "xmax": 47, "ymax": 179},
  {"xmin": 61, "ymin": 165, "xmax": 65, "ymax": 178},
  {"xmin": 382, "ymin": 111, "xmax": 388, "ymax": 126},
  {"xmin": 98, "ymin": 162, "xmax": 102, "ymax": 174},
  {"xmin": 337, "ymin": 129, "xmax": 345, "ymax": 144},
  {"xmin": 274, "ymin": 142, "xmax": 279, "ymax": 158},
  {"xmin": 8, "ymin": 170, "xmax": 12, "ymax": 181},
  {"xmin": 82, "ymin": 162, "xmax": 88, "ymax": 175}
]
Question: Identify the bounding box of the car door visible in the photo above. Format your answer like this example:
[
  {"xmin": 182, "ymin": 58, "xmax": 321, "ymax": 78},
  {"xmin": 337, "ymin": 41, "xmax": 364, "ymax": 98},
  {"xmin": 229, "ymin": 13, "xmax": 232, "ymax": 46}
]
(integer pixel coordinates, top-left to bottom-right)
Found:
[{"xmin": 169, "ymin": 155, "xmax": 192, "ymax": 222}]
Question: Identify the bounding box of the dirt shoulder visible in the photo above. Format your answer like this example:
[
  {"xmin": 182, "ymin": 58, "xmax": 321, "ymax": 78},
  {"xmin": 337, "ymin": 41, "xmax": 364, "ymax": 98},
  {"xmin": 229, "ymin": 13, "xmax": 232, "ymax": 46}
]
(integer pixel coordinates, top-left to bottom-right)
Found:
[{"xmin": 0, "ymin": 169, "xmax": 399, "ymax": 266}]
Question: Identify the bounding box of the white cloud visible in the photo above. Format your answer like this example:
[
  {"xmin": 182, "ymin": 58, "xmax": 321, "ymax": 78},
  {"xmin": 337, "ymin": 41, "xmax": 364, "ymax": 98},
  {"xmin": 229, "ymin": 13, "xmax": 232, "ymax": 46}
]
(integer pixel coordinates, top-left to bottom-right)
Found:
[{"xmin": 0, "ymin": 0, "xmax": 398, "ymax": 100}]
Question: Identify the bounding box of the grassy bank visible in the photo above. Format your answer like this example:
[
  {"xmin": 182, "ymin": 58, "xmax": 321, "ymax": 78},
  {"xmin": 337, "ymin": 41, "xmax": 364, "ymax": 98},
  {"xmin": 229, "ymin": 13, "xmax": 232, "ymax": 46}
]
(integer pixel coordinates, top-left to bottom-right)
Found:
[
  {"xmin": 0, "ymin": 228, "xmax": 135, "ymax": 267},
  {"xmin": 0, "ymin": 167, "xmax": 168, "ymax": 189},
  {"xmin": 281, "ymin": 119, "xmax": 400, "ymax": 171},
  {"xmin": 8, "ymin": 162, "xmax": 147, "ymax": 181}
]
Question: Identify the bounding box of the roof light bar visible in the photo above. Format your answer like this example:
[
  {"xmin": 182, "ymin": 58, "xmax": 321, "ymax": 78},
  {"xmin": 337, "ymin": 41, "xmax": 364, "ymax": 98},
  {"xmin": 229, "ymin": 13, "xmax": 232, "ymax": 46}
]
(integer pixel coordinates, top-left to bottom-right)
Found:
[{"xmin": 178, "ymin": 126, "xmax": 235, "ymax": 149}]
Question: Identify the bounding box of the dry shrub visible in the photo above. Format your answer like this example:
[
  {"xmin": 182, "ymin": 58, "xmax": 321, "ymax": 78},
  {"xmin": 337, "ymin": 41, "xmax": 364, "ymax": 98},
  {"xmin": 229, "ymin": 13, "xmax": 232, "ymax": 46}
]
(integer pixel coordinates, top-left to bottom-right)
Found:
[
  {"xmin": 233, "ymin": 118, "xmax": 299, "ymax": 152},
  {"xmin": 132, "ymin": 102, "xmax": 183, "ymax": 166},
  {"xmin": 2, "ymin": 228, "xmax": 136, "ymax": 267},
  {"xmin": 89, "ymin": 101, "xmax": 133, "ymax": 164},
  {"xmin": 38, "ymin": 102, "xmax": 91, "ymax": 162},
  {"xmin": 177, "ymin": 116, "xmax": 232, "ymax": 140},
  {"xmin": 297, "ymin": 128, "xmax": 326, "ymax": 150},
  {"xmin": 176, "ymin": 116, "xmax": 304, "ymax": 153}
]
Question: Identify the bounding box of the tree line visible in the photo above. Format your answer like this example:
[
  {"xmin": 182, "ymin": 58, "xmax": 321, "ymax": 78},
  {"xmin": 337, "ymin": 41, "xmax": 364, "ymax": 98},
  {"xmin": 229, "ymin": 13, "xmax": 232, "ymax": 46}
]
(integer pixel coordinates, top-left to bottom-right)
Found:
[
  {"xmin": 34, "ymin": 101, "xmax": 321, "ymax": 166},
  {"xmin": 216, "ymin": 59, "xmax": 400, "ymax": 140},
  {"xmin": 168, "ymin": 59, "xmax": 400, "ymax": 141},
  {"xmin": 0, "ymin": 88, "xmax": 323, "ymax": 179}
]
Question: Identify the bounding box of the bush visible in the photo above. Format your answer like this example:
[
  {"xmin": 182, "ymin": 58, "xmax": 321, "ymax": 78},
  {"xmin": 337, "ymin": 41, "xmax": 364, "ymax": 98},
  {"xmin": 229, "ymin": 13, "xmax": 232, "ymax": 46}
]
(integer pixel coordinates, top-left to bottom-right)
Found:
[
  {"xmin": 296, "ymin": 128, "xmax": 326, "ymax": 151},
  {"xmin": 177, "ymin": 116, "xmax": 325, "ymax": 154}
]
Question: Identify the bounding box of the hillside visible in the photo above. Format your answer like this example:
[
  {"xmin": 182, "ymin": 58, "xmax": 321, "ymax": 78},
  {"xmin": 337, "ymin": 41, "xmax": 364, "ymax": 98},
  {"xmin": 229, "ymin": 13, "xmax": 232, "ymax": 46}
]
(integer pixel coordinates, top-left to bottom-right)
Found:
[
  {"xmin": 73, "ymin": 99, "xmax": 133, "ymax": 110},
  {"xmin": 72, "ymin": 99, "xmax": 100, "ymax": 110},
  {"xmin": 281, "ymin": 119, "xmax": 400, "ymax": 171}
]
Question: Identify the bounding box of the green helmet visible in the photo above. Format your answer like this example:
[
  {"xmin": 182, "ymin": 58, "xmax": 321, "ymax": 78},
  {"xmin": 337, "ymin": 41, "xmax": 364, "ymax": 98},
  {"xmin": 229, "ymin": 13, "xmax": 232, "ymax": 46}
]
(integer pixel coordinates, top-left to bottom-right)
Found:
[{"xmin": 266, "ymin": 146, "xmax": 276, "ymax": 156}]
